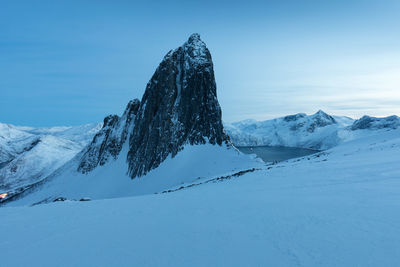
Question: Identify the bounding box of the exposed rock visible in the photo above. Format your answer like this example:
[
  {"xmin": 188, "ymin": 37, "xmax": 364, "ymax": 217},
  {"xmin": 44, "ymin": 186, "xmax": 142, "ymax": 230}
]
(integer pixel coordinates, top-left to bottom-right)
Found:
[
  {"xmin": 78, "ymin": 34, "xmax": 229, "ymax": 178},
  {"xmin": 78, "ymin": 99, "xmax": 140, "ymax": 173},
  {"xmin": 283, "ymin": 113, "xmax": 306, "ymax": 122},
  {"xmin": 127, "ymin": 33, "xmax": 229, "ymax": 178},
  {"xmin": 351, "ymin": 115, "xmax": 400, "ymax": 130},
  {"xmin": 306, "ymin": 110, "xmax": 337, "ymax": 133}
]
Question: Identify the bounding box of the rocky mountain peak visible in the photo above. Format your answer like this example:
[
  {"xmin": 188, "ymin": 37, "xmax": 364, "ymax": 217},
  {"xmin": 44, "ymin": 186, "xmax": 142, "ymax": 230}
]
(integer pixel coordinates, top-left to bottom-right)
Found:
[
  {"xmin": 307, "ymin": 110, "xmax": 337, "ymax": 132},
  {"xmin": 127, "ymin": 34, "xmax": 229, "ymax": 178},
  {"xmin": 188, "ymin": 33, "xmax": 201, "ymax": 43},
  {"xmin": 313, "ymin": 110, "xmax": 331, "ymax": 118},
  {"xmin": 77, "ymin": 34, "xmax": 229, "ymax": 178}
]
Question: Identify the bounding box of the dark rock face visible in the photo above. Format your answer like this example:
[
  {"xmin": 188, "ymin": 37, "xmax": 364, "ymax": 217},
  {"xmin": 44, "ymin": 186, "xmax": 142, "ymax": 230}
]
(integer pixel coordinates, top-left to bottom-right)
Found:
[
  {"xmin": 78, "ymin": 99, "xmax": 140, "ymax": 173},
  {"xmin": 78, "ymin": 34, "xmax": 229, "ymax": 178},
  {"xmin": 284, "ymin": 113, "xmax": 306, "ymax": 122},
  {"xmin": 127, "ymin": 33, "xmax": 229, "ymax": 178},
  {"xmin": 307, "ymin": 110, "xmax": 337, "ymax": 133},
  {"xmin": 351, "ymin": 115, "xmax": 400, "ymax": 130}
]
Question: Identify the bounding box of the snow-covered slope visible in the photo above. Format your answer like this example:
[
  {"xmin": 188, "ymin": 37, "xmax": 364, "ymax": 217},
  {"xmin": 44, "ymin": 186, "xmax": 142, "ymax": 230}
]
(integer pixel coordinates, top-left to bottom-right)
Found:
[
  {"xmin": 7, "ymin": 144, "xmax": 259, "ymax": 206},
  {"xmin": 0, "ymin": 123, "xmax": 35, "ymax": 165},
  {"xmin": 0, "ymin": 123, "xmax": 101, "ymax": 193},
  {"xmin": 225, "ymin": 111, "xmax": 400, "ymax": 150},
  {"xmin": 1, "ymin": 127, "xmax": 399, "ymax": 266}
]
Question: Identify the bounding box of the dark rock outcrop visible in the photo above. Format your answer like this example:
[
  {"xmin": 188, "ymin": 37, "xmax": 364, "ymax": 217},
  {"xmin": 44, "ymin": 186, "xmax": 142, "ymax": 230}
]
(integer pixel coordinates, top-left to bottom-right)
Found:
[
  {"xmin": 127, "ymin": 33, "xmax": 229, "ymax": 178},
  {"xmin": 78, "ymin": 34, "xmax": 229, "ymax": 178},
  {"xmin": 78, "ymin": 99, "xmax": 140, "ymax": 173},
  {"xmin": 306, "ymin": 110, "xmax": 337, "ymax": 133},
  {"xmin": 351, "ymin": 115, "xmax": 400, "ymax": 130},
  {"xmin": 284, "ymin": 113, "xmax": 306, "ymax": 122}
]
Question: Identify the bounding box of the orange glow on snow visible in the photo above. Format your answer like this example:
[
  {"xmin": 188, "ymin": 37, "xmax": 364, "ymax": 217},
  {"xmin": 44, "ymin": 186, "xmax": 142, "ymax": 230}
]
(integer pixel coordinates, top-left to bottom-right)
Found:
[{"xmin": 0, "ymin": 193, "xmax": 8, "ymax": 199}]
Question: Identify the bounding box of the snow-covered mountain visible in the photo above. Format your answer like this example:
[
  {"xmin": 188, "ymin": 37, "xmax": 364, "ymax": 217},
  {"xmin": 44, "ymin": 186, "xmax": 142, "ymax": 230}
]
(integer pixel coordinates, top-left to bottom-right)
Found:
[
  {"xmin": 0, "ymin": 123, "xmax": 102, "ymax": 194},
  {"xmin": 3, "ymin": 34, "xmax": 260, "ymax": 205},
  {"xmin": 351, "ymin": 115, "xmax": 400, "ymax": 130},
  {"xmin": 225, "ymin": 111, "xmax": 400, "ymax": 149}
]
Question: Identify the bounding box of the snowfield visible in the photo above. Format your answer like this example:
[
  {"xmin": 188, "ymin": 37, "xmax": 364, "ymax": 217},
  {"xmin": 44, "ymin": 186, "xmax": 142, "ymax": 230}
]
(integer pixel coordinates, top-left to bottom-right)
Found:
[{"xmin": 1, "ymin": 128, "xmax": 399, "ymax": 266}]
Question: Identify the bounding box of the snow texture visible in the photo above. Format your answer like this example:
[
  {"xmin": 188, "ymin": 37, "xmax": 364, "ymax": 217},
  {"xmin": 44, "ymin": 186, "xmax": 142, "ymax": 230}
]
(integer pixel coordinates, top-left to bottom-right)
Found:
[{"xmin": 1, "ymin": 128, "xmax": 399, "ymax": 266}]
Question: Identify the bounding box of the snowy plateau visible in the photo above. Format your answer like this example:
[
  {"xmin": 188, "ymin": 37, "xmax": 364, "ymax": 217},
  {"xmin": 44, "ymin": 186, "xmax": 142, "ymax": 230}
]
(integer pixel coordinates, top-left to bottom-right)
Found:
[{"xmin": 1, "ymin": 33, "xmax": 400, "ymax": 267}]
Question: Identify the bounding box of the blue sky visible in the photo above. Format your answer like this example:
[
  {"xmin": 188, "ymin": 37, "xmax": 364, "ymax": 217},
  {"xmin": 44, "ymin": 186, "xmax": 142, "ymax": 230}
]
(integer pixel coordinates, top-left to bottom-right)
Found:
[{"xmin": 1, "ymin": 0, "xmax": 400, "ymax": 126}]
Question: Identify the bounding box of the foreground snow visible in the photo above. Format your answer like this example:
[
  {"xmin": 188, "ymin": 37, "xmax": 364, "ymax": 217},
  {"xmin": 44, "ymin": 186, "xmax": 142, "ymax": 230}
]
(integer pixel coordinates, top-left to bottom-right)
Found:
[{"xmin": 1, "ymin": 129, "xmax": 399, "ymax": 266}]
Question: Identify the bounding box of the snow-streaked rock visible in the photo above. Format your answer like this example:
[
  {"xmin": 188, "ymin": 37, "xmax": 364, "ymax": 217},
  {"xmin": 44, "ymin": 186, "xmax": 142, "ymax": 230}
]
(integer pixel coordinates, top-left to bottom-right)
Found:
[
  {"xmin": 351, "ymin": 115, "xmax": 400, "ymax": 130},
  {"xmin": 127, "ymin": 33, "xmax": 228, "ymax": 178},
  {"xmin": 77, "ymin": 33, "xmax": 229, "ymax": 179},
  {"xmin": 78, "ymin": 99, "xmax": 140, "ymax": 173}
]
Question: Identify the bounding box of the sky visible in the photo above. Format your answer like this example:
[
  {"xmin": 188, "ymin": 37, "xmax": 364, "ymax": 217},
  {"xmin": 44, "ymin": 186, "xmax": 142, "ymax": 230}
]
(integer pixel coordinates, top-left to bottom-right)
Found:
[{"xmin": 1, "ymin": 0, "xmax": 400, "ymax": 127}]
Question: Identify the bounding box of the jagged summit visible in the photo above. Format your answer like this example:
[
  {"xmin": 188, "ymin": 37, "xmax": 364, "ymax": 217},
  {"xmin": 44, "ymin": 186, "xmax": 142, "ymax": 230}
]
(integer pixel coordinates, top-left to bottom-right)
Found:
[
  {"xmin": 314, "ymin": 109, "xmax": 328, "ymax": 116},
  {"xmin": 77, "ymin": 34, "xmax": 229, "ymax": 178},
  {"xmin": 127, "ymin": 33, "xmax": 228, "ymax": 178},
  {"xmin": 308, "ymin": 110, "xmax": 337, "ymax": 131},
  {"xmin": 188, "ymin": 33, "xmax": 201, "ymax": 42},
  {"xmin": 164, "ymin": 33, "xmax": 210, "ymax": 69}
]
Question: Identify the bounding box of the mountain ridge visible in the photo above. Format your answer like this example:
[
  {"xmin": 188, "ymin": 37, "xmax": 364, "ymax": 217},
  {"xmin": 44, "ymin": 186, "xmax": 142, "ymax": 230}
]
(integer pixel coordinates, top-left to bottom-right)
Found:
[{"xmin": 225, "ymin": 111, "xmax": 399, "ymax": 149}]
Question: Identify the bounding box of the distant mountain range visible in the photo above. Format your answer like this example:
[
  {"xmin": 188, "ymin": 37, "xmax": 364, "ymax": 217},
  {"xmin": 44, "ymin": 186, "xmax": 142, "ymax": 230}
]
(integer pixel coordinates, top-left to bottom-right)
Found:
[{"xmin": 225, "ymin": 111, "xmax": 400, "ymax": 150}]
